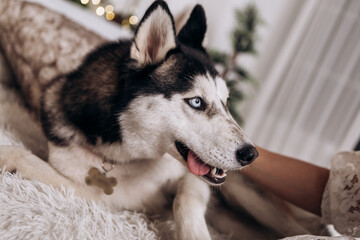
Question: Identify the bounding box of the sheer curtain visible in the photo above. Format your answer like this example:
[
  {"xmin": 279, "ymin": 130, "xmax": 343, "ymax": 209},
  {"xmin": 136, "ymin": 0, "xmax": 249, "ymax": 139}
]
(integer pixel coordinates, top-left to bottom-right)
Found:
[{"xmin": 244, "ymin": 0, "xmax": 360, "ymax": 168}]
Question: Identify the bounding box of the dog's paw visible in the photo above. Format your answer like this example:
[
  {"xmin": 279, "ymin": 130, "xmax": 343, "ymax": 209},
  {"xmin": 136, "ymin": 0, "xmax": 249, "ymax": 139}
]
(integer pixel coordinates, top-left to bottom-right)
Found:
[
  {"xmin": 0, "ymin": 146, "xmax": 37, "ymax": 177},
  {"xmin": 176, "ymin": 226, "xmax": 211, "ymax": 240},
  {"xmin": 0, "ymin": 158, "xmax": 17, "ymax": 174},
  {"xmin": 0, "ymin": 146, "xmax": 20, "ymax": 173},
  {"xmin": 1, "ymin": 166, "xmax": 17, "ymax": 174},
  {"xmin": 175, "ymin": 213, "xmax": 211, "ymax": 240}
]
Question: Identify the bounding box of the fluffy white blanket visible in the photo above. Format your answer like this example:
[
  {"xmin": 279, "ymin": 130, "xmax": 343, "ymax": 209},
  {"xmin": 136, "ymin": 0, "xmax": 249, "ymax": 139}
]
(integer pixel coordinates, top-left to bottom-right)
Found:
[{"xmin": 0, "ymin": 171, "xmax": 162, "ymax": 240}]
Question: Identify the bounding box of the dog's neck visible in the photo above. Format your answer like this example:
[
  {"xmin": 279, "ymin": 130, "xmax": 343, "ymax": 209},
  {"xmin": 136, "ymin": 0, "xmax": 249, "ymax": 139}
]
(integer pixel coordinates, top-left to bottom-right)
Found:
[
  {"xmin": 80, "ymin": 143, "xmax": 152, "ymax": 167},
  {"xmin": 76, "ymin": 137, "xmax": 182, "ymax": 172}
]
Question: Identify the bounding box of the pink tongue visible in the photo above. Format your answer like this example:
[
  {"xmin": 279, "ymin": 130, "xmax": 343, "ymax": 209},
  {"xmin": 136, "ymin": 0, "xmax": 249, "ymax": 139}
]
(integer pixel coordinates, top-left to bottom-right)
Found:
[{"xmin": 187, "ymin": 150, "xmax": 211, "ymax": 176}]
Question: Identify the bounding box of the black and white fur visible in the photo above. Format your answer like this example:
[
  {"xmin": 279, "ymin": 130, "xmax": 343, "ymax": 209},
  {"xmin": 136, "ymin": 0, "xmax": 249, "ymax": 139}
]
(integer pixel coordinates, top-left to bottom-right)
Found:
[{"xmin": 1, "ymin": 1, "xmax": 262, "ymax": 239}]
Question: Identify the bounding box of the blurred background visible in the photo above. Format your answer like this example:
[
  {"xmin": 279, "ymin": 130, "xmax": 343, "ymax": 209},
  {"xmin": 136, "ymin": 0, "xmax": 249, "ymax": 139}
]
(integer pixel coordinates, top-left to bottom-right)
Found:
[{"xmin": 29, "ymin": 0, "xmax": 360, "ymax": 168}]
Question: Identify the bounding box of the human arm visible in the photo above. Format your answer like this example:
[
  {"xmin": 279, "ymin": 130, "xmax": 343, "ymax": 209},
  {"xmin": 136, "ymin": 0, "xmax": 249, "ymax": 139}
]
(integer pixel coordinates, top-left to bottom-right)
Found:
[{"xmin": 241, "ymin": 146, "xmax": 330, "ymax": 216}]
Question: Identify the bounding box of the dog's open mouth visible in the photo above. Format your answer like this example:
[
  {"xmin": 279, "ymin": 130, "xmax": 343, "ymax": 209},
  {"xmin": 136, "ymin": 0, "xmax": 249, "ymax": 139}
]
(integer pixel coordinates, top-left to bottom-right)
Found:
[{"xmin": 175, "ymin": 141, "xmax": 227, "ymax": 185}]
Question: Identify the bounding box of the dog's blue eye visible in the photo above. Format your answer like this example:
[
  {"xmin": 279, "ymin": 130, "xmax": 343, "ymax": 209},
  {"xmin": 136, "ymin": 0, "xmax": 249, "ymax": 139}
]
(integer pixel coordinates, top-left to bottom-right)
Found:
[{"xmin": 187, "ymin": 97, "xmax": 205, "ymax": 110}]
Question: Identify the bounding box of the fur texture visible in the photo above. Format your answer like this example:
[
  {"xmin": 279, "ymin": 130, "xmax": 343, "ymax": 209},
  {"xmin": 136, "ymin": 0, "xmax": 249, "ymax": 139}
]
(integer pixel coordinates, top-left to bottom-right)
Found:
[{"xmin": 0, "ymin": 172, "xmax": 160, "ymax": 240}]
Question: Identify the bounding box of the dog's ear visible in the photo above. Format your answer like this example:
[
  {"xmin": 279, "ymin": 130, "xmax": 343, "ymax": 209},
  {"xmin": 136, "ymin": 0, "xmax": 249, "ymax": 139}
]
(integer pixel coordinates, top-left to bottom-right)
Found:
[
  {"xmin": 130, "ymin": 1, "xmax": 176, "ymax": 66},
  {"xmin": 177, "ymin": 5, "xmax": 207, "ymax": 49}
]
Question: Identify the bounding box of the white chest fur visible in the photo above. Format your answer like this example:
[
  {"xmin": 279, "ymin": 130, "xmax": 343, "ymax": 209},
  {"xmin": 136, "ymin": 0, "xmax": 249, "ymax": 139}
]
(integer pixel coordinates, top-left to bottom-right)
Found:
[{"xmin": 48, "ymin": 143, "xmax": 186, "ymax": 212}]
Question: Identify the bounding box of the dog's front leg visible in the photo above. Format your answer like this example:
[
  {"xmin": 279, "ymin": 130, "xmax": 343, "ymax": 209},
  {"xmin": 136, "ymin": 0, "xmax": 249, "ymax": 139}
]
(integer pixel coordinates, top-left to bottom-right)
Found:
[
  {"xmin": 173, "ymin": 173, "xmax": 211, "ymax": 240},
  {"xmin": 0, "ymin": 145, "xmax": 92, "ymax": 199}
]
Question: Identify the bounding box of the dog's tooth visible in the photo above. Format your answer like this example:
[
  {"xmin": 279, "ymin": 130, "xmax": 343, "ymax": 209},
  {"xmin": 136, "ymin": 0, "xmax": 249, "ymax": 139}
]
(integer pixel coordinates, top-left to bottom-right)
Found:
[
  {"xmin": 211, "ymin": 167, "xmax": 217, "ymax": 175},
  {"xmin": 217, "ymin": 172, "xmax": 227, "ymax": 179}
]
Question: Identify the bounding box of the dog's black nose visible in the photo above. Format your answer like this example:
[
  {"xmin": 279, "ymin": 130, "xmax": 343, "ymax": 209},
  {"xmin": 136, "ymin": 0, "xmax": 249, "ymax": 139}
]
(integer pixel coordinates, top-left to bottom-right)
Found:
[{"xmin": 236, "ymin": 145, "xmax": 259, "ymax": 166}]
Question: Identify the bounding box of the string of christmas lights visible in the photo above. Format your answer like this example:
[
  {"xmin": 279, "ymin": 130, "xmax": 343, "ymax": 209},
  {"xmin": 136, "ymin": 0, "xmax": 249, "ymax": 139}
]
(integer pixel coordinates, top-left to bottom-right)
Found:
[{"xmin": 75, "ymin": 0, "xmax": 139, "ymax": 30}]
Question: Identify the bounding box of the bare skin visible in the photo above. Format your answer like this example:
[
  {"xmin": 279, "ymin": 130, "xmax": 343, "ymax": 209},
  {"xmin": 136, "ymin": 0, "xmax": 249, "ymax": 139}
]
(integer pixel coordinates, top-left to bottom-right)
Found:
[{"xmin": 241, "ymin": 146, "xmax": 330, "ymax": 216}]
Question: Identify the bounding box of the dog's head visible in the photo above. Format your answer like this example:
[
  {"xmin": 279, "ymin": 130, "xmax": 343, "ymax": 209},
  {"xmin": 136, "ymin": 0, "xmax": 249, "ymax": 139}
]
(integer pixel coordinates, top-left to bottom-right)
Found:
[{"xmin": 122, "ymin": 1, "xmax": 258, "ymax": 185}]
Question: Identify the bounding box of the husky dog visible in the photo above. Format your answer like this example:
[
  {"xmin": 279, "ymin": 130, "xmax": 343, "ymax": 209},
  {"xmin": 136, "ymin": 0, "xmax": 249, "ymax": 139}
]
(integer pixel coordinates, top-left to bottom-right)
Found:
[{"xmin": 1, "ymin": 1, "xmax": 261, "ymax": 239}]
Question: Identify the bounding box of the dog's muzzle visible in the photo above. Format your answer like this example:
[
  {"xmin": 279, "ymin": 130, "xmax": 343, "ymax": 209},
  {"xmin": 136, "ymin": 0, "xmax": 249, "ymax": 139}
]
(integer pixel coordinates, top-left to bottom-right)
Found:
[{"xmin": 175, "ymin": 141, "xmax": 228, "ymax": 185}]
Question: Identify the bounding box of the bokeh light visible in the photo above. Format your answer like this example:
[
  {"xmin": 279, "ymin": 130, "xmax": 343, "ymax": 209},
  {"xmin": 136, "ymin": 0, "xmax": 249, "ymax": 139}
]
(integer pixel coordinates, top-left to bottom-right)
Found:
[
  {"xmin": 129, "ymin": 15, "xmax": 139, "ymax": 25},
  {"xmin": 106, "ymin": 12, "xmax": 115, "ymax": 21},
  {"xmin": 96, "ymin": 6, "xmax": 105, "ymax": 16},
  {"xmin": 92, "ymin": 0, "xmax": 101, "ymax": 5}
]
